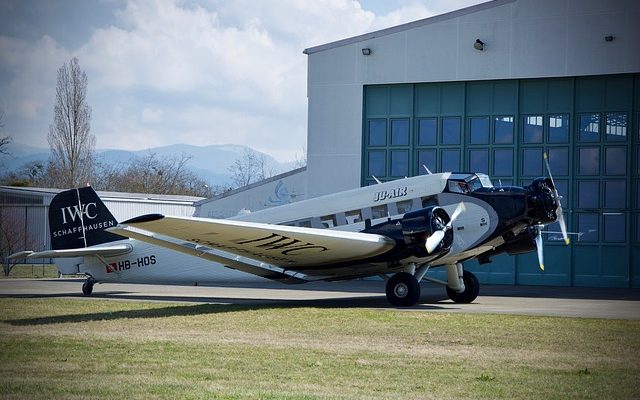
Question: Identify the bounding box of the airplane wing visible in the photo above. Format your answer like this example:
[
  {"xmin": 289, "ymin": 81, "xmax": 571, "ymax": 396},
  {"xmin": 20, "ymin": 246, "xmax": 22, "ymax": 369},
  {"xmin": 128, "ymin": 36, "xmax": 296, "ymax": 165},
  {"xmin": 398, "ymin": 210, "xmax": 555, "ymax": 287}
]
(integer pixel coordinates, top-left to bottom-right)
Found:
[
  {"xmin": 109, "ymin": 214, "xmax": 396, "ymax": 271},
  {"xmin": 9, "ymin": 243, "xmax": 133, "ymax": 260}
]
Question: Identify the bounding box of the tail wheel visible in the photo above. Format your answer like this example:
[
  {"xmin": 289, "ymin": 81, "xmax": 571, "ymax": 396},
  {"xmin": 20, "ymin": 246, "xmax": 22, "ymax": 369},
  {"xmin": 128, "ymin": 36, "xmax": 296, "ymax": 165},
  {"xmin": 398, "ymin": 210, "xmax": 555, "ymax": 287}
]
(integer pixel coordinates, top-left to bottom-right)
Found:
[
  {"xmin": 446, "ymin": 270, "xmax": 479, "ymax": 303},
  {"xmin": 385, "ymin": 272, "xmax": 421, "ymax": 307}
]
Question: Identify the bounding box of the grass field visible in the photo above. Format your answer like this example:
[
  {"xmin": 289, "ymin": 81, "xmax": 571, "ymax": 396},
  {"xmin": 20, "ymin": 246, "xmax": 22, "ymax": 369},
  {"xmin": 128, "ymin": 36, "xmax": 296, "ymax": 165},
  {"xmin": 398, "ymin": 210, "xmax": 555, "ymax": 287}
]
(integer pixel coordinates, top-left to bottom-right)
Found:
[
  {"xmin": 1, "ymin": 265, "xmax": 59, "ymax": 279},
  {"xmin": 1, "ymin": 298, "xmax": 639, "ymax": 399}
]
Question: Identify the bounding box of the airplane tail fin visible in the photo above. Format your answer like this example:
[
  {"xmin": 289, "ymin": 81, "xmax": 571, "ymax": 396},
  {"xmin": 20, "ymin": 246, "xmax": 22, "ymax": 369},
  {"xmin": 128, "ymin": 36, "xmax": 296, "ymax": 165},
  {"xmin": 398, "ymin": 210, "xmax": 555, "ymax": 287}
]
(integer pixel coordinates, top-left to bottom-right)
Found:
[{"xmin": 49, "ymin": 186, "xmax": 123, "ymax": 250}]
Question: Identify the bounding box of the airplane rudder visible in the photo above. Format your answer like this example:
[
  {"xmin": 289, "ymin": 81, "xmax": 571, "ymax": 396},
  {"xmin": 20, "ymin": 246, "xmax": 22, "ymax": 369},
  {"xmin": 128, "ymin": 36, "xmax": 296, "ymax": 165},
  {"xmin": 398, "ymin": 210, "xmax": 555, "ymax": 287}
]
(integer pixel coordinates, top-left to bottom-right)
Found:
[{"xmin": 48, "ymin": 186, "xmax": 122, "ymax": 249}]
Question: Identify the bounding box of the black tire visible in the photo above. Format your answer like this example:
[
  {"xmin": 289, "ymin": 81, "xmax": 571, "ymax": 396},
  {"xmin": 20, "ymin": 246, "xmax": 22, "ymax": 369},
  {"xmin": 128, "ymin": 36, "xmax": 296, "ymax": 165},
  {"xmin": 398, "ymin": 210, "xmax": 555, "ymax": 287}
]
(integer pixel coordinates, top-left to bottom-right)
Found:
[
  {"xmin": 446, "ymin": 270, "xmax": 479, "ymax": 303},
  {"xmin": 385, "ymin": 272, "xmax": 421, "ymax": 307},
  {"xmin": 82, "ymin": 281, "xmax": 94, "ymax": 296}
]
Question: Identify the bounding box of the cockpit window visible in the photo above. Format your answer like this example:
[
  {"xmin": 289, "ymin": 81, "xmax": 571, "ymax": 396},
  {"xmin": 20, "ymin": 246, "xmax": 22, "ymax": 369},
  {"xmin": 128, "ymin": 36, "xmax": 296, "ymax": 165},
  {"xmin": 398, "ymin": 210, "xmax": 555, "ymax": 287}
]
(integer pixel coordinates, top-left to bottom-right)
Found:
[
  {"xmin": 467, "ymin": 178, "xmax": 483, "ymax": 192},
  {"xmin": 448, "ymin": 174, "xmax": 493, "ymax": 193},
  {"xmin": 476, "ymin": 174, "xmax": 493, "ymax": 188},
  {"xmin": 448, "ymin": 181, "xmax": 469, "ymax": 193}
]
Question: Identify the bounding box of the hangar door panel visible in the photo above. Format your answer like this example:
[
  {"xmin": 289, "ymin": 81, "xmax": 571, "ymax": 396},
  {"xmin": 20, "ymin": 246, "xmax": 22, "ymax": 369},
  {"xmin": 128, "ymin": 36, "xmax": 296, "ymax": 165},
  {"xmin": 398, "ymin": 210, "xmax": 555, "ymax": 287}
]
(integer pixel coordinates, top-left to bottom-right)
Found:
[{"xmin": 362, "ymin": 74, "xmax": 638, "ymax": 288}]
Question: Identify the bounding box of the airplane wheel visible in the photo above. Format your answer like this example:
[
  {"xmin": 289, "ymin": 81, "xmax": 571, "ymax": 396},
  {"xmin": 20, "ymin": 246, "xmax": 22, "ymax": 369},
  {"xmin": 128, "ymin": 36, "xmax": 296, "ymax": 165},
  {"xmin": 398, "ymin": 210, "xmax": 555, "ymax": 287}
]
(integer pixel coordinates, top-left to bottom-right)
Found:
[
  {"xmin": 446, "ymin": 270, "xmax": 479, "ymax": 303},
  {"xmin": 82, "ymin": 281, "xmax": 94, "ymax": 296},
  {"xmin": 385, "ymin": 272, "xmax": 421, "ymax": 307}
]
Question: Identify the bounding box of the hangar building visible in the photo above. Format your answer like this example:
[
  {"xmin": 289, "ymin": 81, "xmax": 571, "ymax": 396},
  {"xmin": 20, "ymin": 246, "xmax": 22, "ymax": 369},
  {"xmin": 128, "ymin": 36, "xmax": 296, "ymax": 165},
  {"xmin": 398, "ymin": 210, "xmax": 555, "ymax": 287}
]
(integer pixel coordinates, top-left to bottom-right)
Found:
[{"xmin": 300, "ymin": 0, "xmax": 640, "ymax": 288}]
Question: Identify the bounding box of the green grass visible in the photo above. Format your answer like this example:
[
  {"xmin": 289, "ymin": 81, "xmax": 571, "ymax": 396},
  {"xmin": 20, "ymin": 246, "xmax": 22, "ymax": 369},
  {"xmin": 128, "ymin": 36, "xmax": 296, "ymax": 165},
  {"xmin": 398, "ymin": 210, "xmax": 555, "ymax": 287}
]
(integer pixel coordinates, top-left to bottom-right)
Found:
[
  {"xmin": 1, "ymin": 264, "xmax": 59, "ymax": 279},
  {"xmin": 0, "ymin": 298, "xmax": 639, "ymax": 399}
]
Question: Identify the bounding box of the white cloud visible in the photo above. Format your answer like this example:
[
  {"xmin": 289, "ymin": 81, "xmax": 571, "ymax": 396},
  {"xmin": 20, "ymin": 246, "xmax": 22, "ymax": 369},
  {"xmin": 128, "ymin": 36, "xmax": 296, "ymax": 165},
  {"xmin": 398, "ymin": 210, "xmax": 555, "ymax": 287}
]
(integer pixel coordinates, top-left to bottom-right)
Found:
[
  {"xmin": 1, "ymin": 0, "xmax": 489, "ymax": 161},
  {"xmin": 0, "ymin": 34, "xmax": 69, "ymax": 121}
]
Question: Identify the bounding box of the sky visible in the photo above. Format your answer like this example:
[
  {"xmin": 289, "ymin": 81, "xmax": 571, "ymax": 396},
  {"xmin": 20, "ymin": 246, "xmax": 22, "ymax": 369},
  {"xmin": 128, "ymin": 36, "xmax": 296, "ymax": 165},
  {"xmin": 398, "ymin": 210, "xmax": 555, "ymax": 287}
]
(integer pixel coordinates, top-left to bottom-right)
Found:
[{"xmin": 0, "ymin": 0, "xmax": 489, "ymax": 162}]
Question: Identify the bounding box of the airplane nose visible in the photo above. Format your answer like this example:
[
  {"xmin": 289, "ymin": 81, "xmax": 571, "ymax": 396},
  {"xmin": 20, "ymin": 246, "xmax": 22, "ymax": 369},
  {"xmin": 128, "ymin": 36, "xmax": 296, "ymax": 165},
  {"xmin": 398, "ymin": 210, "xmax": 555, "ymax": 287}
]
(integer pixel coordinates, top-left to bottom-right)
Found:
[{"xmin": 527, "ymin": 178, "xmax": 558, "ymax": 224}]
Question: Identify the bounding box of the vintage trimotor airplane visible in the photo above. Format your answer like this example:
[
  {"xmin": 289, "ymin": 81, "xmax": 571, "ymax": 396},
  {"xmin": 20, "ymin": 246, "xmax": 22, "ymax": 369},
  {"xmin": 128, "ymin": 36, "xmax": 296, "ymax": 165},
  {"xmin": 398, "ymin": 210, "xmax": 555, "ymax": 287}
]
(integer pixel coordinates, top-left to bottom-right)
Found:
[{"xmin": 11, "ymin": 158, "xmax": 568, "ymax": 307}]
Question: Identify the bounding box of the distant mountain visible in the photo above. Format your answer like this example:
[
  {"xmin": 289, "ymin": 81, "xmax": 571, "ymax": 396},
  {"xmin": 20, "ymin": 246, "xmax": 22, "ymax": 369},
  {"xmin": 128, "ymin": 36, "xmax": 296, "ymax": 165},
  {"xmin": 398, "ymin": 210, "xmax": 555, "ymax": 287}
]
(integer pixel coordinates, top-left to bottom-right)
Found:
[{"xmin": 1, "ymin": 142, "xmax": 288, "ymax": 187}]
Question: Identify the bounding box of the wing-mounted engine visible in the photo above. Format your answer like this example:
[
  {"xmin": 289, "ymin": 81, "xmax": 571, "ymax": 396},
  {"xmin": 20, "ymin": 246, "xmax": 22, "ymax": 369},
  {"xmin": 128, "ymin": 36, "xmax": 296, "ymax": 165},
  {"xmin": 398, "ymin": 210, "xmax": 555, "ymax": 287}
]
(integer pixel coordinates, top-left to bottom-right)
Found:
[
  {"xmin": 401, "ymin": 207, "xmax": 453, "ymax": 256},
  {"xmin": 363, "ymin": 206, "xmax": 455, "ymax": 260}
]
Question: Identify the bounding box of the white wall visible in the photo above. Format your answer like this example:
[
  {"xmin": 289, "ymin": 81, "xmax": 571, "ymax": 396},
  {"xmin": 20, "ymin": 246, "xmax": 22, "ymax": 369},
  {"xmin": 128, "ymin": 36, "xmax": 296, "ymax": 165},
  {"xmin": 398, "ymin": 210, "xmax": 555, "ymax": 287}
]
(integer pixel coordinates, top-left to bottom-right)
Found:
[{"xmin": 305, "ymin": 0, "xmax": 640, "ymax": 197}]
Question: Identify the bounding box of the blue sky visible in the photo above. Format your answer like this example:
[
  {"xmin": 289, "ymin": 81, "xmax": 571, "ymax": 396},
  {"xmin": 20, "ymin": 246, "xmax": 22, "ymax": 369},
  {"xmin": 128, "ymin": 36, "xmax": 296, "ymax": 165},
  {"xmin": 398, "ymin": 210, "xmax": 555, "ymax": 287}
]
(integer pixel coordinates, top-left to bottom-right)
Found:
[{"xmin": 0, "ymin": 0, "xmax": 488, "ymax": 162}]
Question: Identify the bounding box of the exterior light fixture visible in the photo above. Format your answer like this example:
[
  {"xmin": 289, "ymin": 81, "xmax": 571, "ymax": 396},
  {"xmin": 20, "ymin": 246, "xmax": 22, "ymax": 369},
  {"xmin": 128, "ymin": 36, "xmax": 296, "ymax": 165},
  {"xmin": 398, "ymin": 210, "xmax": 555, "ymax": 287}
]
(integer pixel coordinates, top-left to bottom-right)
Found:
[
  {"xmin": 362, "ymin": 48, "xmax": 372, "ymax": 56},
  {"xmin": 604, "ymin": 35, "xmax": 615, "ymax": 42},
  {"xmin": 474, "ymin": 39, "xmax": 484, "ymax": 51}
]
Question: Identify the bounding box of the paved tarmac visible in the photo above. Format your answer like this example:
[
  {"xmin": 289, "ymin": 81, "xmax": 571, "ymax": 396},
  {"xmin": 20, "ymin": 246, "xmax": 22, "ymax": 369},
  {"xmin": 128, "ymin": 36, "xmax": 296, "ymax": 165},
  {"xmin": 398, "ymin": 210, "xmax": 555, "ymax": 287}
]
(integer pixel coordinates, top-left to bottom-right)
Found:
[{"xmin": 1, "ymin": 278, "xmax": 639, "ymax": 320}]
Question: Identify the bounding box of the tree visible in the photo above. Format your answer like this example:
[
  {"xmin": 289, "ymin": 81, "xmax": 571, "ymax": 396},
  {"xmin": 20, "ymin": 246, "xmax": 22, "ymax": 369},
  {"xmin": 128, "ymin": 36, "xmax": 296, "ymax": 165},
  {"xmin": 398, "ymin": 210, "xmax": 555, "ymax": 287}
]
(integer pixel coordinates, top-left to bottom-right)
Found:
[
  {"xmin": 0, "ymin": 208, "xmax": 36, "ymax": 276},
  {"xmin": 292, "ymin": 146, "xmax": 307, "ymax": 169},
  {"xmin": 47, "ymin": 57, "xmax": 95, "ymax": 188},
  {"xmin": 0, "ymin": 107, "xmax": 10, "ymax": 156},
  {"xmin": 92, "ymin": 152, "xmax": 213, "ymax": 197},
  {"xmin": 228, "ymin": 148, "xmax": 273, "ymax": 188}
]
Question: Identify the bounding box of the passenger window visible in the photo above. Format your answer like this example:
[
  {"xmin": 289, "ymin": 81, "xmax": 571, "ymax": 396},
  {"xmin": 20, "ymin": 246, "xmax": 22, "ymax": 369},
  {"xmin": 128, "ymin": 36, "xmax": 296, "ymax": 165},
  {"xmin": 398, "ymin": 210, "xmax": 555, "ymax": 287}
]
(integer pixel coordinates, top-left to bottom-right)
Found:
[
  {"xmin": 421, "ymin": 195, "xmax": 438, "ymax": 208},
  {"xmin": 320, "ymin": 215, "xmax": 337, "ymax": 228},
  {"xmin": 396, "ymin": 200, "xmax": 413, "ymax": 214},
  {"xmin": 345, "ymin": 210, "xmax": 363, "ymax": 224},
  {"xmin": 371, "ymin": 204, "xmax": 388, "ymax": 219}
]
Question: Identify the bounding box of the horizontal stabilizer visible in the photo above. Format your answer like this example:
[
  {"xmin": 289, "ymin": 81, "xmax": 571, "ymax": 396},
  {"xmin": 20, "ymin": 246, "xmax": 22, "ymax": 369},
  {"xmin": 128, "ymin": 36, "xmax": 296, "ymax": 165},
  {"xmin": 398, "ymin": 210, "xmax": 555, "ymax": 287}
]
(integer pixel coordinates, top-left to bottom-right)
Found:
[{"xmin": 9, "ymin": 243, "xmax": 133, "ymax": 260}]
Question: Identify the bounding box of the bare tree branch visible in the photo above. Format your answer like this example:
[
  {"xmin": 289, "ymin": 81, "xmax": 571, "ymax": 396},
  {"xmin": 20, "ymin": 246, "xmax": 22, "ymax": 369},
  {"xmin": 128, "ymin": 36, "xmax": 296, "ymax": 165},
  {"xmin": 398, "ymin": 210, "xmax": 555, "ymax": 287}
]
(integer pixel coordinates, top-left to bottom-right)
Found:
[
  {"xmin": 47, "ymin": 57, "xmax": 95, "ymax": 188},
  {"xmin": 228, "ymin": 148, "xmax": 273, "ymax": 189},
  {"xmin": 0, "ymin": 208, "xmax": 38, "ymax": 276},
  {"xmin": 92, "ymin": 152, "xmax": 212, "ymax": 197},
  {"xmin": 0, "ymin": 107, "xmax": 10, "ymax": 156},
  {"xmin": 0, "ymin": 136, "xmax": 10, "ymax": 156}
]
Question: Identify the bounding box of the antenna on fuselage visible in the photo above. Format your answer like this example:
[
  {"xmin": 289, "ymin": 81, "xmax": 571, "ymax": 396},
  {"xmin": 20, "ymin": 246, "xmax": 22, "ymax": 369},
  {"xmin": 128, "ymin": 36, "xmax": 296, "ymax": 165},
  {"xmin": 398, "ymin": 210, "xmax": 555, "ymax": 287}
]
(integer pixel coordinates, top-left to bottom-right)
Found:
[
  {"xmin": 422, "ymin": 165, "xmax": 433, "ymax": 175},
  {"xmin": 372, "ymin": 176, "xmax": 382, "ymax": 184}
]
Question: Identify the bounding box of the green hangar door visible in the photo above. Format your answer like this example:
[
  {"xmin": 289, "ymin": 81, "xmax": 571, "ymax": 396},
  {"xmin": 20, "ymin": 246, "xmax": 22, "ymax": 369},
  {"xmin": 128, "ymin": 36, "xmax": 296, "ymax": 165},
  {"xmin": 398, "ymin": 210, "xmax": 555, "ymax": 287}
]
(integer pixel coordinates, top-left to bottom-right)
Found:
[{"xmin": 362, "ymin": 74, "xmax": 639, "ymax": 288}]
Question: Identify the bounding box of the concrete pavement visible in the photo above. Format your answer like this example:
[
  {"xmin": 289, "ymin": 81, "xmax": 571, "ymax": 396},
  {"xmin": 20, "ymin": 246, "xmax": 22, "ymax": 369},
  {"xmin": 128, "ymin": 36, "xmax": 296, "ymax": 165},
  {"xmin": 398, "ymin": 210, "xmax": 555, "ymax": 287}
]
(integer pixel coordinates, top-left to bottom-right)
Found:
[{"xmin": 1, "ymin": 278, "xmax": 639, "ymax": 320}]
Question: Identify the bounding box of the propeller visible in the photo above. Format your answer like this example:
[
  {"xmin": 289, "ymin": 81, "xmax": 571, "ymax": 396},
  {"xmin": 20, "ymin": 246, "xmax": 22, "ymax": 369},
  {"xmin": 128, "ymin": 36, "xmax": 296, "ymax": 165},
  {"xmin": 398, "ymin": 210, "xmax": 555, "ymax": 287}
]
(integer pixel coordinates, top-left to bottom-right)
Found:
[
  {"xmin": 533, "ymin": 153, "xmax": 571, "ymax": 271},
  {"xmin": 426, "ymin": 202, "xmax": 465, "ymax": 254},
  {"xmin": 535, "ymin": 225, "xmax": 544, "ymax": 271},
  {"xmin": 543, "ymin": 153, "xmax": 570, "ymax": 245}
]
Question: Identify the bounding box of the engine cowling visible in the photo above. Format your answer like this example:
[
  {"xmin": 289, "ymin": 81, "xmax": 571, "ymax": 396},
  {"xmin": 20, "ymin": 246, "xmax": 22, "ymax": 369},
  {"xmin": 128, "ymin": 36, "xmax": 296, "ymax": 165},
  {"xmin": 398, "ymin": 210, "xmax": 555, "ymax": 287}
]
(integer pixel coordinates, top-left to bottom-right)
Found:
[
  {"xmin": 526, "ymin": 177, "xmax": 558, "ymax": 224},
  {"xmin": 363, "ymin": 206, "xmax": 454, "ymax": 260},
  {"xmin": 401, "ymin": 206, "xmax": 453, "ymax": 257}
]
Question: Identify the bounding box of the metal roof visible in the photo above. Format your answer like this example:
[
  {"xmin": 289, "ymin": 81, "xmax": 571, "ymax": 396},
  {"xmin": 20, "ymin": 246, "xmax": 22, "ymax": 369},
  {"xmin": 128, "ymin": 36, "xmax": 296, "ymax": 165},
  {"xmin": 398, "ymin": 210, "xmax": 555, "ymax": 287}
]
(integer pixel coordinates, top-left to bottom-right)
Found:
[{"xmin": 303, "ymin": 0, "xmax": 515, "ymax": 55}]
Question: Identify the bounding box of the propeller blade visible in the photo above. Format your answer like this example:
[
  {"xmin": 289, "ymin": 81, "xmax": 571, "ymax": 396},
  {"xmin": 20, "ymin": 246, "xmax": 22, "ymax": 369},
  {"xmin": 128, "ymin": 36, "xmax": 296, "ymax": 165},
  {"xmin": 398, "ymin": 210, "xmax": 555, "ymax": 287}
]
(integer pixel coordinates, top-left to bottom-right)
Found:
[
  {"xmin": 556, "ymin": 207, "xmax": 570, "ymax": 245},
  {"xmin": 535, "ymin": 226, "xmax": 544, "ymax": 271},
  {"xmin": 426, "ymin": 202, "xmax": 466, "ymax": 254},
  {"xmin": 448, "ymin": 202, "xmax": 466, "ymax": 226},
  {"xmin": 543, "ymin": 152, "xmax": 556, "ymax": 184},
  {"xmin": 543, "ymin": 152, "xmax": 570, "ymax": 245},
  {"xmin": 426, "ymin": 230, "xmax": 445, "ymax": 254}
]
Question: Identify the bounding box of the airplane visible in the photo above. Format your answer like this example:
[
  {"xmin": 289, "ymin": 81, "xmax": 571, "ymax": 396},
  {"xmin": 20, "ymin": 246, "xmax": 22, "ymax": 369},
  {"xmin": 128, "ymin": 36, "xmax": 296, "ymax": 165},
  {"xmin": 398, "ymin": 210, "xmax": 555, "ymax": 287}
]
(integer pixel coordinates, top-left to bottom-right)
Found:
[{"xmin": 10, "ymin": 161, "xmax": 568, "ymax": 307}]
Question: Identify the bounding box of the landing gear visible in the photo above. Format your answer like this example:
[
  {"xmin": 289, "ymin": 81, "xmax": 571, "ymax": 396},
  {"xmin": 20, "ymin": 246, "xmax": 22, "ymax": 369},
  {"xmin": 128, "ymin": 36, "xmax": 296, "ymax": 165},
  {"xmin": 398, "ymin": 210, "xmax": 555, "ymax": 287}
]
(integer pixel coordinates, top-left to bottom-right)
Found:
[
  {"xmin": 446, "ymin": 270, "xmax": 479, "ymax": 303},
  {"xmin": 82, "ymin": 277, "xmax": 95, "ymax": 296},
  {"xmin": 385, "ymin": 272, "xmax": 421, "ymax": 307}
]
